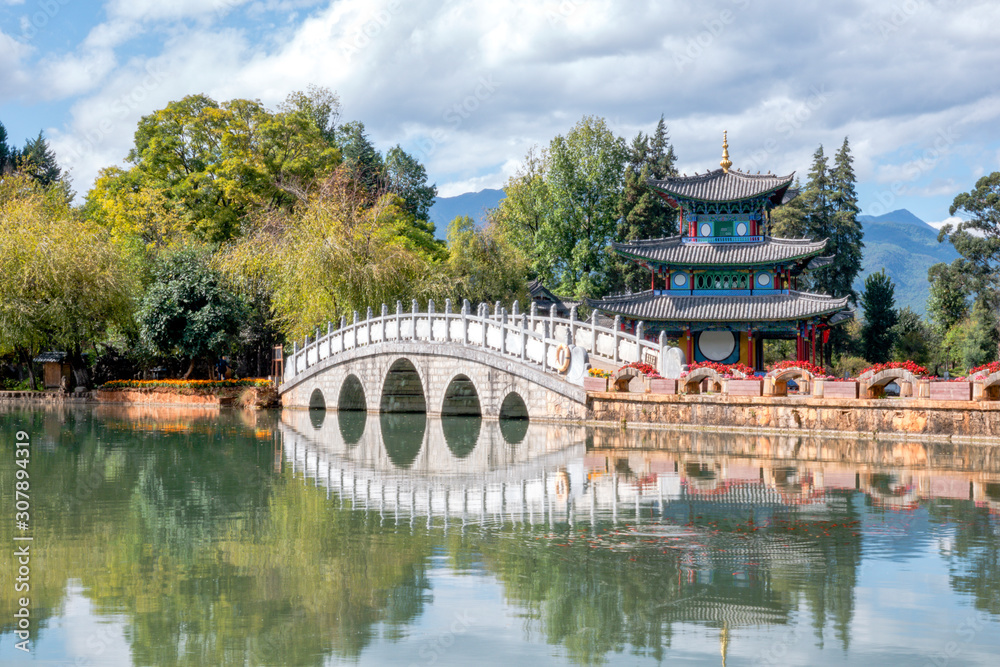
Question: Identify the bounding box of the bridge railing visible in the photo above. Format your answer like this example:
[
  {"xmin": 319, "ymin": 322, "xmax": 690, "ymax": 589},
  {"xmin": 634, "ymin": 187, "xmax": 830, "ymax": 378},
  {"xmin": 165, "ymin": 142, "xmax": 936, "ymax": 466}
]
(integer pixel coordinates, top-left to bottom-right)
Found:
[{"xmin": 283, "ymin": 299, "xmax": 669, "ymax": 385}]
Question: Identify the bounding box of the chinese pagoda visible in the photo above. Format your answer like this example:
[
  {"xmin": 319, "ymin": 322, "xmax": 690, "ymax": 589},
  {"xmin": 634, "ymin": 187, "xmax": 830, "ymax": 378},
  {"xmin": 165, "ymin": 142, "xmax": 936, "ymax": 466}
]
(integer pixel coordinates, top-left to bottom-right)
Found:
[{"xmin": 588, "ymin": 133, "xmax": 852, "ymax": 370}]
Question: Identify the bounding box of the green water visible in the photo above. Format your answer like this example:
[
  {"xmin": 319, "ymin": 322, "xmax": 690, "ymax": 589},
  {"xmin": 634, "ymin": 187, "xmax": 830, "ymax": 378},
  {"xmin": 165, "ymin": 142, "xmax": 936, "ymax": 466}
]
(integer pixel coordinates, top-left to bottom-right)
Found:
[{"xmin": 2, "ymin": 405, "xmax": 1000, "ymax": 666}]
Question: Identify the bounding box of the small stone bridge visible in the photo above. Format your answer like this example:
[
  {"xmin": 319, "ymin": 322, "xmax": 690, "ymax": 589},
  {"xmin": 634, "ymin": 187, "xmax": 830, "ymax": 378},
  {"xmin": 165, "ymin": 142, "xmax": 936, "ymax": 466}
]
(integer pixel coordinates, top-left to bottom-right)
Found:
[{"xmin": 279, "ymin": 300, "xmax": 675, "ymax": 420}]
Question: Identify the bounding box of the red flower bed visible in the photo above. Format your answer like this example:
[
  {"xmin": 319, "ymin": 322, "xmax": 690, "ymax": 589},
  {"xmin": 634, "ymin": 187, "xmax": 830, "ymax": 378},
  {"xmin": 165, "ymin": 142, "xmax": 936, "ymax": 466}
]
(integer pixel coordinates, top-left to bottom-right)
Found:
[
  {"xmin": 970, "ymin": 361, "xmax": 1000, "ymax": 377},
  {"xmin": 859, "ymin": 361, "xmax": 927, "ymax": 377},
  {"xmin": 684, "ymin": 361, "xmax": 755, "ymax": 377},
  {"xmin": 766, "ymin": 360, "xmax": 828, "ymax": 376},
  {"xmin": 617, "ymin": 361, "xmax": 662, "ymax": 379}
]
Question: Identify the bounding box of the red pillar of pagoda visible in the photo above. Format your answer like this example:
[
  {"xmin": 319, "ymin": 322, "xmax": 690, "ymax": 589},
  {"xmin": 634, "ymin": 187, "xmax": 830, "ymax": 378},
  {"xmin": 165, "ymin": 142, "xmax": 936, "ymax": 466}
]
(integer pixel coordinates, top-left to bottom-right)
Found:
[{"xmin": 686, "ymin": 326, "xmax": 694, "ymax": 363}]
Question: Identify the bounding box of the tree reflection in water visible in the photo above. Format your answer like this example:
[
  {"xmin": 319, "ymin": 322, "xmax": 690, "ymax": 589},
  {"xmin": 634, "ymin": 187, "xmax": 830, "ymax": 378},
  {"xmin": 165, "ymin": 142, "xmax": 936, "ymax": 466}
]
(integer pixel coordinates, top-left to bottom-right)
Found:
[{"xmin": 3, "ymin": 407, "xmax": 1000, "ymax": 666}]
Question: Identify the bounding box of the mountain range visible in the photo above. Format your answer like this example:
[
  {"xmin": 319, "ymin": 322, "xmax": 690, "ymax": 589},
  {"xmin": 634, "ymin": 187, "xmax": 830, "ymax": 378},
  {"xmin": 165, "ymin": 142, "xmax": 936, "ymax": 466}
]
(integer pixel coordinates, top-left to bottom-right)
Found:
[{"xmin": 428, "ymin": 191, "xmax": 956, "ymax": 316}]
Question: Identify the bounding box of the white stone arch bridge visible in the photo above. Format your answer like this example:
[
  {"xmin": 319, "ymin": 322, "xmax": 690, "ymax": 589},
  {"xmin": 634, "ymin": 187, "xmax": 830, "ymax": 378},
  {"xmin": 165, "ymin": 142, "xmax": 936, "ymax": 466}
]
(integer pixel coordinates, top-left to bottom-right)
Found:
[{"xmin": 279, "ymin": 299, "xmax": 677, "ymax": 420}]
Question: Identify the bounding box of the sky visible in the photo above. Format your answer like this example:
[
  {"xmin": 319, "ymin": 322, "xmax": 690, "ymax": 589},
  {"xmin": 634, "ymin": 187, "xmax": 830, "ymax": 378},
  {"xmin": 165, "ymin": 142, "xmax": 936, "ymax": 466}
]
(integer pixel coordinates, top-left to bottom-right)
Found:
[{"xmin": 1, "ymin": 0, "xmax": 999, "ymax": 228}]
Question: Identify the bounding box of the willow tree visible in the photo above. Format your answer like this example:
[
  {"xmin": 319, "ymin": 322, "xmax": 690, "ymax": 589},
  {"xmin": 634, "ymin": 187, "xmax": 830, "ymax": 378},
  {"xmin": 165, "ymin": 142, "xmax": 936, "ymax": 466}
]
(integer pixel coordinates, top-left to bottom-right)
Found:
[
  {"xmin": 217, "ymin": 169, "xmax": 446, "ymax": 343},
  {"xmin": 0, "ymin": 173, "xmax": 137, "ymax": 387}
]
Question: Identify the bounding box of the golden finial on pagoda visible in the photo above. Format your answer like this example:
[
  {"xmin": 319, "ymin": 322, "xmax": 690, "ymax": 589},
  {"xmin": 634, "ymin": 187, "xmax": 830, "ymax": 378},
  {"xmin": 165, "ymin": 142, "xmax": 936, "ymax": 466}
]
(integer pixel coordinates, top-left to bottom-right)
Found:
[{"xmin": 720, "ymin": 131, "xmax": 732, "ymax": 173}]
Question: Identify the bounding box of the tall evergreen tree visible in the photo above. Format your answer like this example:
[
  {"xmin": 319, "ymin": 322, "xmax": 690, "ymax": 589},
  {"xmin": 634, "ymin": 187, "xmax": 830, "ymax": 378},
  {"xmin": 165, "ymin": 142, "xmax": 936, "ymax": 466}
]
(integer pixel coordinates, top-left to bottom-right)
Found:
[
  {"xmin": 21, "ymin": 131, "xmax": 63, "ymax": 186},
  {"xmin": 0, "ymin": 121, "xmax": 17, "ymax": 174},
  {"xmin": 793, "ymin": 147, "xmax": 831, "ymax": 294},
  {"xmin": 770, "ymin": 178, "xmax": 808, "ymax": 239},
  {"xmin": 384, "ymin": 146, "xmax": 437, "ymax": 222},
  {"xmin": 860, "ymin": 269, "xmax": 898, "ymax": 364},
  {"xmin": 609, "ymin": 116, "xmax": 678, "ymax": 294},
  {"xmin": 827, "ymin": 137, "xmax": 864, "ymax": 304},
  {"xmin": 335, "ymin": 121, "xmax": 385, "ymax": 195}
]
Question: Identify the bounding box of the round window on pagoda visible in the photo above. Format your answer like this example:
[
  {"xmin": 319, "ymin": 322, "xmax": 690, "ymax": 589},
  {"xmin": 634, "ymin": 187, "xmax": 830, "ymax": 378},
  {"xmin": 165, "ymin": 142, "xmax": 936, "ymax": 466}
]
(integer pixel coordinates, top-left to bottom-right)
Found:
[
  {"xmin": 700, "ymin": 223, "xmax": 712, "ymax": 237},
  {"xmin": 698, "ymin": 331, "xmax": 737, "ymax": 363},
  {"xmin": 736, "ymin": 222, "xmax": 748, "ymax": 236},
  {"xmin": 673, "ymin": 272, "xmax": 687, "ymax": 287},
  {"xmin": 756, "ymin": 272, "xmax": 772, "ymax": 288}
]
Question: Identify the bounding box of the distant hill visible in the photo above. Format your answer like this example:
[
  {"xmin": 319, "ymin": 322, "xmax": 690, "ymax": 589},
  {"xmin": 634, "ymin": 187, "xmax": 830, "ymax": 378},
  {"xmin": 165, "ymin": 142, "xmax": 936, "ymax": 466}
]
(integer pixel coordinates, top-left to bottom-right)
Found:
[
  {"xmin": 857, "ymin": 209, "xmax": 931, "ymax": 229},
  {"xmin": 428, "ymin": 188, "xmax": 506, "ymax": 240},
  {"xmin": 853, "ymin": 209, "xmax": 958, "ymax": 316}
]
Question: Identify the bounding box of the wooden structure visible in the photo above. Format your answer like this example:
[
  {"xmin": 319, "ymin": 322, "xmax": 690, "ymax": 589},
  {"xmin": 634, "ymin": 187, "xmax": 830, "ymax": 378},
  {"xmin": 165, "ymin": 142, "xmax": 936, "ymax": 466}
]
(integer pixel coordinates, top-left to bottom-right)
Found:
[
  {"xmin": 34, "ymin": 351, "xmax": 70, "ymax": 390},
  {"xmin": 588, "ymin": 133, "xmax": 852, "ymax": 370}
]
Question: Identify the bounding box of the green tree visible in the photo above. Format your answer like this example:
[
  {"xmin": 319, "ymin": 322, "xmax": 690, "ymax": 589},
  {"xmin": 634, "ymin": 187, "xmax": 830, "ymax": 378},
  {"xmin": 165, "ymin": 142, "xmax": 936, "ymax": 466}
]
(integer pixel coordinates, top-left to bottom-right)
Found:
[
  {"xmin": 827, "ymin": 138, "xmax": 864, "ymax": 304},
  {"xmin": 492, "ymin": 146, "xmax": 554, "ymax": 281},
  {"xmin": 541, "ymin": 115, "xmax": 627, "ymax": 298},
  {"xmin": 0, "ymin": 120, "xmax": 18, "ymax": 174},
  {"xmin": 927, "ymin": 262, "xmax": 970, "ymax": 335},
  {"xmin": 770, "ymin": 179, "xmax": 808, "ymax": 239},
  {"xmin": 384, "ymin": 146, "xmax": 437, "ymax": 222},
  {"xmin": 0, "ymin": 173, "xmax": 137, "ymax": 388},
  {"xmin": 217, "ymin": 169, "xmax": 444, "ymax": 342},
  {"xmin": 336, "ymin": 120, "xmax": 385, "ymax": 195},
  {"xmin": 139, "ymin": 247, "xmax": 247, "ymax": 378},
  {"xmin": 20, "ymin": 131, "xmax": 64, "ymax": 187},
  {"xmin": 860, "ymin": 269, "xmax": 898, "ymax": 363},
  {"xmin": 891, "ymin": 307, "xmax": 935, "ymax": 368},
  {"xmin": 107, "ymin": 92, "xmax": 339, "ymax": 243},
  {"xmin": 609, "ymin": 116, "xmax": 679, "ymax": 294},
  {"xmin": 446, "ymin": 215, "xmax": 528, "ymax": 307},
  {"xmin": 962, "ymin": 301, "xmax": 999, "ymax": 369},
  {"xmin": 940, "ymin": 172, "xmax": 1000, "ymax": 359},
  {"xmin": 280, "ymin": 84, "xmax": 341, "ymax": 144}
]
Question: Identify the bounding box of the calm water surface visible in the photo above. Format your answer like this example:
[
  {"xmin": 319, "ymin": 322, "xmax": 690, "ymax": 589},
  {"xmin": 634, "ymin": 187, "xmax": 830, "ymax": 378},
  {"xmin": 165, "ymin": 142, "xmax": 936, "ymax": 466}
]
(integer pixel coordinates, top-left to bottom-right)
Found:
[{"xmin": 2, "ymin": 405, "xmax": 1000, "ymax": 666}]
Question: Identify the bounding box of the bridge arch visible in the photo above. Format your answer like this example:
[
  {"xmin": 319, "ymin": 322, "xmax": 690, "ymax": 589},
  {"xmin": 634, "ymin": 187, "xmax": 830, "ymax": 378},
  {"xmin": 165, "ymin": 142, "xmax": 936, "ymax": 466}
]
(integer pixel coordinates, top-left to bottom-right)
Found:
[
  {"xmin": 338, "ymin": 374, "xmax": 366, "ymax": 412},
  {"xmin": 861, "ymin": 368, "xmax": 919, "ymax": 398},
  {"xmin": 499, "ymin": 392, "xmax": 529, "ymax": 420},
  {"xmin": 441, "ymin": 373, "xmax": 482, "ymax": 416},
  {"xmin": 682, "ymin": 368, "xmax": 724, "ymax": 395},
  {"xmin": 982, "ymin": 371, "xmax": 1000, "ymax": 400},
  {"xmin": 381, "ymin": 358, "xmax": 427, "ymax": 413},
  {"xmin": 766, "ymin": 367, "xmax": 815, "ymax": 397}
]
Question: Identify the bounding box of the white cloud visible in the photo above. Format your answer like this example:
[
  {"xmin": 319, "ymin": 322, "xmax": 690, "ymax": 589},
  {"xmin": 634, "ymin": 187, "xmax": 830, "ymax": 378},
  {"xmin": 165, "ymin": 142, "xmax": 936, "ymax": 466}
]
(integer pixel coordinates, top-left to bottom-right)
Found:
[
  {"xmin": 926, "ymin": 215, "xmax": 962, "ymax": 231},
  {"xmin": 11, "ymin": 0, "xmax": 1000, "ymax": 205}
]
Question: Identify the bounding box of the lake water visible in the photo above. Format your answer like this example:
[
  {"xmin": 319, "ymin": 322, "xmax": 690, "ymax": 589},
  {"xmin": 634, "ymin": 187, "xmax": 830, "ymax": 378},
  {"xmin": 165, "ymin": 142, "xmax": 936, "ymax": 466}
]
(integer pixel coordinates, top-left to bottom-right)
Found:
[{"xmin": 2, "ymin": 405, "xmax": 1000, "ymax": 666}]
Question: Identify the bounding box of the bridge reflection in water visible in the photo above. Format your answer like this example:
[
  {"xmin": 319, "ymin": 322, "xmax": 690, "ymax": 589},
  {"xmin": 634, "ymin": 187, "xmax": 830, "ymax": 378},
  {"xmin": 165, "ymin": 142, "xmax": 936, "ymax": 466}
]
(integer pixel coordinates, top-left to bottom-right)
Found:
[{"xmin": 281, "ymin": 409, "xmax": 1000, "ymax": 526}]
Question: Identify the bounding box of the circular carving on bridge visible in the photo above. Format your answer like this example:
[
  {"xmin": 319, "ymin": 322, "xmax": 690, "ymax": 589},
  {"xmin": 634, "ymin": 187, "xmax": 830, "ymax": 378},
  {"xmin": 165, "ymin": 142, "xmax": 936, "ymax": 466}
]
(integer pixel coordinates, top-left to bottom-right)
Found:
[
  {"xmin": 381, "ymin": 413, "xmax": 425, "ymax": 468},
  {"xmin": 555, "ymin": 344, "xmax": 571, "ymax": 373},
  {"xmin": 697, "ymin": 331, "xmax": 736, "ymax": 362}
]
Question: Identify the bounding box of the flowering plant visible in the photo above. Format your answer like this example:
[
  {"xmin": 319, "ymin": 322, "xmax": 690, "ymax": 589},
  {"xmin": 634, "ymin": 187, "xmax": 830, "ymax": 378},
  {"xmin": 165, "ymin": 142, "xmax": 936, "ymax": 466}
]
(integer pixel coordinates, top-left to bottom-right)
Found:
[
  {"xmin": 858, "ymin": 361, "xmax": 928, "ymax": 377},
  {"xmin": 766, "ymin": 360, "xmax": 828, "ymax": 376},
  {"xmin": 587, "ymin": 368, "xmax": 611, "ymax": 378},
  {"xmin": 684, "ymin": 361, "xmax": 755, "ymax": 378},
  {"xmin": 101, "ymin": 378, "xmax": 272, "ymax": 390},
  {"xmin": 969, "ymin": 361, "xmax": 1000, "ymax": 377}
]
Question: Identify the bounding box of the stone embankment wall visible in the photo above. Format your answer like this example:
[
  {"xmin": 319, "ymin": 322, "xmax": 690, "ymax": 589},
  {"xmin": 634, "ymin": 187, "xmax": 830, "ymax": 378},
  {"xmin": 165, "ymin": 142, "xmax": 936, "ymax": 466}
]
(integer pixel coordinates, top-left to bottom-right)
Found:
[
  {"xmin": 95, "ymin": 387, "xmax": 278, "ymax": 408},
  {"xmin": 588, "ymin": 392, "xmax": 1000, "ymax": 441},
  {"xmin": 0, "ymin": 391, "xmax": 92, "ymax": 404}
]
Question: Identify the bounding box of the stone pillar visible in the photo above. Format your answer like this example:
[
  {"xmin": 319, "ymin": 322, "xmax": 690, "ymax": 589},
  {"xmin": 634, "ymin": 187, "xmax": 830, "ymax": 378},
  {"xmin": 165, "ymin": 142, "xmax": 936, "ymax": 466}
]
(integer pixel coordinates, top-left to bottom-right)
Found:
[
  {"xmin": 530, "ymin": 302, "xmax": 538, "ymax": 333},
  {"xmin": 461, "ymin": 299, "xmax": 469, "ymax": 345},
  {"xmin": 521, "ymin": 313, "xmax": 528, "ymax": 362},
  {"xmin": 411, "ymin": 299, "xmax": 419, "ymax": 340},
  {"xmin": 444, "ymin": 298, "xmax": 452, "ymax": 342},
  {"xmin": 381, "ymin": 303, "xmax": 388, "ymax": 341},
  {"xmin": 635, "ymin": 321, "xmax": 644, "ymax": 363},
  {"xmin": 500, "ymin": 308, "xmax": 508, "ymax": 355},
  {"xmin": 396, "ymin": 301, "xmax": 403, "ymax": 341},
  {"xmin": 591, "ymin": 309, "xmax": 598, "ymax": 355},
  {"xmin": 613, "ymin": 316, "xmax": 621, "ymax": 363},
  {"xmin": 428, "ymin": 299, "xmax": 435, "ymax": 342},
  {"xmin": 658, "ymin": 331, "xmax": 667, "ymax": 376}
]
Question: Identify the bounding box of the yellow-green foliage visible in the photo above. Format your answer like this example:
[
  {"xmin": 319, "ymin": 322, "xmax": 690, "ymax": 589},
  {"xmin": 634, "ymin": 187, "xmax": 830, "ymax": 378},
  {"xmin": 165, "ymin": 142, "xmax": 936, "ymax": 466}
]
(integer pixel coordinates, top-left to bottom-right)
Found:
[{"xmin": 0, "ymin": 173, "xmax": 139, "ymax": 356}]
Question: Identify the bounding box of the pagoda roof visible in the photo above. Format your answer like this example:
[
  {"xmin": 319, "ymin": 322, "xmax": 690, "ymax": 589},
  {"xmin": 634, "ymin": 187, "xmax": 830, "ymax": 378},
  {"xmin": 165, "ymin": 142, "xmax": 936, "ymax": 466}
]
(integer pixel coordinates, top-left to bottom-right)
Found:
[
  {"xmin": 586, "ymin": 290, "xmax": 851, "ymax": 323},
  {"xmin": 649, "ymin": 168, "xmax": 795, "ymax": 205},
  {"xmin": 612, "ymin": 235, "xmax": 828, "ymax": 267}
]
